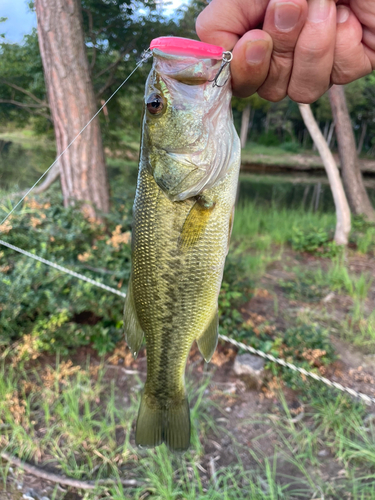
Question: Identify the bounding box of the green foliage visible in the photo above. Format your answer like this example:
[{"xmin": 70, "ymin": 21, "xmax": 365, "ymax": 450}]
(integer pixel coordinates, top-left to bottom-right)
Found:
[
  {"xmin": 328, "ymin": 258, "xmax": 373, "ymax": 300},
  {"xmin": 218, "ymin": 254, "xmax": 253, "ymax": 339},
  {"xmin": 279, "ymin": 267, "xmax": 329, "ymax": 303},
  {"xmin": 232, "ymin": 200, "xmax": 337, "ymax": 247},
  {"xmin": 270, "ymin": 324, "xmax": 336, "ymax": 389},
  {"xmin": 0, "ymin": 0, "xmax": 203, "ymax": 142},
  {"xmin": 258, "ymin": 131, "xmax": 280, "ymax": 147},
  {"xmin": 0, "ymin": 184, "xmax": 133, "ymax": 355},
  {"xmin": 290, "ymin": 225, "xmax": 342, "ymax": 257},
  {"xmin": 0, "ymin": 30, "xmax": 49, "ymax": 130},
  {"xmin": 352, "ymin": 215, "xmax": 375, "ymax": 255},
  {"xmin": 280, "ymin": 141, "xmax": 300, "ymax": 153},
  {"xmin": 0, "ymin": 17, "xmax": 6, "ymax": 39}
]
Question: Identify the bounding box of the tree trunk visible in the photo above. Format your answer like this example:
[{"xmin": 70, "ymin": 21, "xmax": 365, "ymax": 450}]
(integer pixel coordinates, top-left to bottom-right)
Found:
[
  {"xmin": 35, "ymin": 0, "xmax": 110, "ymax": 220},
  {"xmin": 299, "ymin": 103, "xmax": 351, "ymax": 245},
  {"xmin": 357, "ymin": 121, "xmax": 368, "ymax": 156},
  {"xmin": 327, "ymin": 120, "xmax": 335, "ymax": 149},
  {"xmin": 329, "ymin": 85, "xmax": 375, "ymax": 222},
  {"xmin": 240, "ymin": 104, "xmax": 251, "ymax": 149}
]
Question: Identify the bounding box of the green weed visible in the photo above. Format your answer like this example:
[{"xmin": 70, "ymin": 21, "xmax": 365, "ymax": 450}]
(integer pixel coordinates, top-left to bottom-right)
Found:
[{"xmin": 232, "ymin": 201, "xmax": 336, "ymax": 247}]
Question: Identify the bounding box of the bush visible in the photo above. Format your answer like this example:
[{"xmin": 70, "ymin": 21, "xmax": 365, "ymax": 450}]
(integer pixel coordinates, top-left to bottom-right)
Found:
[
  {"xmin": 270, "ymin": 324, "xmax": 336, "ymax": 389},
  {"xmin": 0, "ymin": 190, "xmax": 133, "ymax": 355},
  {"xmin": 281, "ymin": 141, "xmax": 300, "ymax": 153},
  {"xmin": 290, "ymin": 225, "xmax": 342, "ymax": 257},
  {"xmin": 257, "ymin": 131, "xmax": 280, "ymax": 147}
]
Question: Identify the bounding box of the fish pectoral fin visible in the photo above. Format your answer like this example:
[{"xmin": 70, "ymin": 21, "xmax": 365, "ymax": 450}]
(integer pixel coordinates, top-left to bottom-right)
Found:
[
  {"xmin": 178, "ymin": 197, "xmax": 215, "ymax": 251},
  {"xmin": 136, "ymin": 393, "xmax": 190, "ymax": 452},
  {"xmin": 123, "ymin": 278, "xmax": 144, "ymax": 358},
  {"xmin": 227, "ymin": 205, "xmax": 235, "ymax": 255},
  {"xmin": 197, "ymin": 310, "xmax": 219, "ymax": 363}
]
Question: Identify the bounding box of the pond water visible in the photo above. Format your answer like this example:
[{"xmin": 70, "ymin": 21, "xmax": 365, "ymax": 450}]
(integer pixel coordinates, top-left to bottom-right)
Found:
[
  {"xmin": 1, "ymin": 138, "xmax": 375, "ymax": 214},
  {"xmin": 238, "ymin": 173, "xmax": 375, "ymax": 213},
  {"xmin": 0, "ymin": 138, "xmax": 56, "ymax": 192}
]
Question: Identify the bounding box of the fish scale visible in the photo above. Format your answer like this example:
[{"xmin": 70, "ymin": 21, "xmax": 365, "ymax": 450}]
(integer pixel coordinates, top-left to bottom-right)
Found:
[{"xmin": 123, "ymin": 42, "xmax": 241, "ymax": 451}]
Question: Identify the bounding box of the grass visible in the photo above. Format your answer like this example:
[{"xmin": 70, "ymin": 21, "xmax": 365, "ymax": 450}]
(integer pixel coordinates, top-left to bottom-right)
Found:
[
  {"xmin": 0, "ymin": 352, "xmax": 327, "ymax": 500},
  {"xmin": 2, "ymin": 355, "xmax": 375, "ymax": 500},
  {"xmin": 232, "ymin": 201, "xmax": 336, "ymax": 246},
  {"xmin": 268, "ymin": 388, "xmax": 375, "ymax": 498}
]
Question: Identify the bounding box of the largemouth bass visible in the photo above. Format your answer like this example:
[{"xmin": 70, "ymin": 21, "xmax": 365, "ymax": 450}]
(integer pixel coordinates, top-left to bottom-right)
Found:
[{"xmin": 124, "ymin": 37, "xmax": 241, "ymax": 451}]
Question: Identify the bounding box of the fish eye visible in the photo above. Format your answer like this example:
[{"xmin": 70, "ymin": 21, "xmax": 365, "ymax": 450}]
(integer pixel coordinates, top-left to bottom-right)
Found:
[{"xmin": 146, "ymin": 93, "xmax": 164, "ymax": 115}]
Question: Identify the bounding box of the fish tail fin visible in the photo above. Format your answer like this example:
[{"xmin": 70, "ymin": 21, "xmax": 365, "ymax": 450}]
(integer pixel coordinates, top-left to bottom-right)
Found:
[{"xmin": 135, "ymin": 392, "xmax": 190, "ymax": 452}]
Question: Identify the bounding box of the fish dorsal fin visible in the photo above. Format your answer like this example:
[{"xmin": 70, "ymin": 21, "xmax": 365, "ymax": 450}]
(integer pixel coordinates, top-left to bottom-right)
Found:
[
  {"xmin": 178, "ymin": 196, "xmax": 215, "ymax": 251},
  {"xmin": 197, "ymin": 310, "xmax": 219, "ymax": 362},
  {"xmin": 123, "ymin": 278, "xmax": 144, "ymax": 358}
]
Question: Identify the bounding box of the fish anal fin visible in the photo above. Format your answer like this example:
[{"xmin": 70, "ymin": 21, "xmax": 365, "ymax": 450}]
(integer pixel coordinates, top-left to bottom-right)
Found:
[
  {"xmin": 123, "ymin": 278, "xmax": 144, "ymax": 358},
  {"xmin": 179, "ymin": 196, "xmax": 215, "ymax": 250},
  {"xmin": 197, "ymin": 311, "xmax": 219, "ymax": 363},
  {"xmin": 136, "ymin": 393, "xmax": 190, "ymax": 452}
]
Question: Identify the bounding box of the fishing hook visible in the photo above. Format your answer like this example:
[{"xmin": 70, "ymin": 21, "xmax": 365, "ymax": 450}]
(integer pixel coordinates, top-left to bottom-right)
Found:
[{"xmin": 210, "ymin": 51, "xmax": 233, "ymax": 88}]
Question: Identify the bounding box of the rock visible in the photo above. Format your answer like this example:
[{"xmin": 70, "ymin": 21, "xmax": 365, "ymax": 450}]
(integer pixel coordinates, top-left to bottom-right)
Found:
[
  {"xmin": 318, "ymin": 449, "xmax": 330, "ymax": 457},
  {"xmin": 233, "ymin": 353, "xmax": 265, "ymax": 389},
  {"xmin": 322, "ymin": 292, "xmax": 335, "ymax": 303}
]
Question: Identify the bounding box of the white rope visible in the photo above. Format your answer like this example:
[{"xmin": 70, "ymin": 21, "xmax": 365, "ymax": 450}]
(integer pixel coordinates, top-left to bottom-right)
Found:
[
  {"xmin": 0, "ymin": 50, "xmax": 152, "ymax": 227},
  {"xmin": 1, "ymin": 237, "xmax": 375, "ymax": 406},
  {"xmin": 219, "ymin": 334, "xmax": 375, "ymax": 406},
  {"xmin": 0, "ymin": 239, "xmax": 126, "ymax": 298}
]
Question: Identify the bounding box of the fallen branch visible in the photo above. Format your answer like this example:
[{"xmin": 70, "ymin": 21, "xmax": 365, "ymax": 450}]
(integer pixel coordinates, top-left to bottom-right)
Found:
[
  {"xmin": 30, "ymin": 161, "xmax": 61, "ymax": 195},
  {"xmin": 1, "ymin": 452, "xmax": 141, "ymax": 490},
  {"xmin": 7, "ymin": 161, "xmax": 60, "ymax": 200}
]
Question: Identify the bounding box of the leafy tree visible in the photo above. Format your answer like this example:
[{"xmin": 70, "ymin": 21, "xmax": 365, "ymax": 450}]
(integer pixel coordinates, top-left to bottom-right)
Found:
[
  {"xmin": 0, "ymin": 30, "xmax": 50, "ymax": 131},
  {"xmin": 0, "ymin": 17, "xmax": 6, "ymax": 39}
]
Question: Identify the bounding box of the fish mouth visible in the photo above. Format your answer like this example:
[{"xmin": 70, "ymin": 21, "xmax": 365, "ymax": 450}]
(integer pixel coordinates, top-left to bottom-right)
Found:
[{"xmin": 152, "ymin": 48, "xmax": 222, "ymax": 84}]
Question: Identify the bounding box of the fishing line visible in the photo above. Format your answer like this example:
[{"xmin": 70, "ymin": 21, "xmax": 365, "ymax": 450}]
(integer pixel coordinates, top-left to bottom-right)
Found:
[
  {"xmin": 1, "ymin": 237, "xmax": 375, "ymax": 406},
  {"xmin": 0, "ymin": 49, "xmax": 152, "ymax": 228}
]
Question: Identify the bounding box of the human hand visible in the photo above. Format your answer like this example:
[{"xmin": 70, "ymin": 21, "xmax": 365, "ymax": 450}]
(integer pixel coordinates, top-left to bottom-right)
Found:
[{"xmin": 196, "ymin": 0, "xmax": 375, "ymax": 103}]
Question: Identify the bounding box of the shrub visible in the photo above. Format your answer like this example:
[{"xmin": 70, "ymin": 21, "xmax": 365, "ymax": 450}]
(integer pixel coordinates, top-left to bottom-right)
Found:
[
  {"xmin": 0, "ymin": 190, "xmax": 132, "ymax": 355},
  {"xmin": 290, "ymin": 225, "xmax": 342, "ymax": 257}
]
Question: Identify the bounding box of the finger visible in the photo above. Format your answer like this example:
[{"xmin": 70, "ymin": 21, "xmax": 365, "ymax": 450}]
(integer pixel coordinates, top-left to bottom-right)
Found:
[
  {"xmin": 288, "ymin": 0, "xmax": 337, "ymax": 103},
  {"xmin": 331, "ymin": 6, "xmax": 372, "ymax": 84},
  {"xmin": 257, "ymin": 0, "xmax": 308, "ymax": 102},
  {"xmin": 230, "ymin": 30, "xmax": 273, "ymax": 98},
  {"xmin": 196, "ymin": 0, "xmax": 269, "ymax": 50},
  {"xmin": 363, "ymin": 28, "xmax": 375, "ymax": 69},
  {"xmin": 344, "ymin": 0, "xmax": 375, "ymax": 68}
]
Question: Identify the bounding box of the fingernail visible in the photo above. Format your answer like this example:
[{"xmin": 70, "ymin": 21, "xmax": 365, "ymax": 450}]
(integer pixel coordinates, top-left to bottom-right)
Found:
[
  {"xmin": 246, "ymin": 40, "xmax": 269, "ymax": 64},
  {"xmin": 337, "ymin": 5, "xmax": 350, "ymax": 24},
  {"xmin": 275, "ymin": 2, "xmax": 302, "ymax": 32},
  {"xmin": 307, "ymin": 0, "xmax": 331, "ymax": 23}
]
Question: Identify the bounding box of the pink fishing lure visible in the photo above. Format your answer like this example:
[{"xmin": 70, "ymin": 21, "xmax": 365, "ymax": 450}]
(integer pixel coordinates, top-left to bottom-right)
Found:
[{"xmin": 150, "ymin": 36, "xmax": 224, "ymax": 60}]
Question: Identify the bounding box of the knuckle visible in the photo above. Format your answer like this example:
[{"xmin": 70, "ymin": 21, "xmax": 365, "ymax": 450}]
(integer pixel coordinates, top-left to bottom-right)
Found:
[
  {"xmin": 297, "ymin": 42, "xmax": 331, "ymax": 62},
  {"xmin": 331, "ymin": 59, "xmax": 372, "ymax": 85},
  {"xmin": 258, "ymin": 85, "xmax": 286, "ymax": 102},
  {"xmin": 287, "ymin": 86, "xmax": 321, "ymax": 104}
]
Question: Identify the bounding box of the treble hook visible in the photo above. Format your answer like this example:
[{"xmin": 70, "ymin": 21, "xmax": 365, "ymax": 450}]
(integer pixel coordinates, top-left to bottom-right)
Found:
[{"xmin": 210, "ymin": 51, "xmax": 233, "ymax": 88}]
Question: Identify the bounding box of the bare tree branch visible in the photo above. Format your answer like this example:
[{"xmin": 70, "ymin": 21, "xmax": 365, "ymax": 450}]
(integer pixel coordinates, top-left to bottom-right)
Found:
[
  {"xmin": 1, "ymin": 79, "xmax": 49, "ymax": 107},
  {"xmin": 96, "ymin": 61, "xmax": 122, "ymax": 98},
  {"xmin": 82, "ymin": 8, "xmax": 97, "ymax": 71},
  {"xmin": 1, "ymin": 452, "xmax": 142, "ymax": 490},
  {"xmin": 0, "ymin": 99, "xmax": 51, "ymax": 120},
  {"xmin": 94, "ymin": 53, "xmax": 125, "ymax": 81},
  {"xmin": 0, "ymin": 99, "xmax": 48, "ymax": 109}
]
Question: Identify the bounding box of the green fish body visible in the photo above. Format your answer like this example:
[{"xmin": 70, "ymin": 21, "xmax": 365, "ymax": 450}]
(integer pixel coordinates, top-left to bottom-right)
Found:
[{"xmin": 124, "ymin": 48, "xmax": 241, "ymax": 451}]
